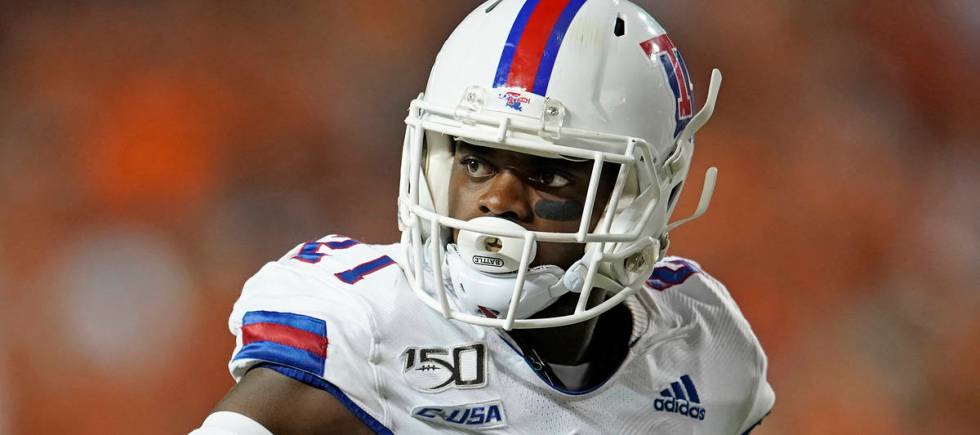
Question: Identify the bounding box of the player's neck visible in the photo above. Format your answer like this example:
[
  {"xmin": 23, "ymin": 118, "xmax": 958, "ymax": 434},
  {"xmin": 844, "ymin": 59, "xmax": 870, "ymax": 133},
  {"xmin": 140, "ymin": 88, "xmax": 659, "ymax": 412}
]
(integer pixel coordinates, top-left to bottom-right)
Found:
[
  {"xmin": 510, "ymin": 317, "xmax": 599, "ymax": 366},
  {"xmin": 509, "ymin": 289, "xmax": 608, "ymax": 366}
]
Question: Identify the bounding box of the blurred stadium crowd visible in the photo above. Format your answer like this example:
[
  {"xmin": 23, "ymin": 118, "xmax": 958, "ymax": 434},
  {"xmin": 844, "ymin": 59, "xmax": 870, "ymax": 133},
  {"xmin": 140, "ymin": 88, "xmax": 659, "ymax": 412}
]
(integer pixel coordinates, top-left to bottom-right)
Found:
[{"xmin": 0, "ymin": 1, "xmax": 977, "ymax": 434}]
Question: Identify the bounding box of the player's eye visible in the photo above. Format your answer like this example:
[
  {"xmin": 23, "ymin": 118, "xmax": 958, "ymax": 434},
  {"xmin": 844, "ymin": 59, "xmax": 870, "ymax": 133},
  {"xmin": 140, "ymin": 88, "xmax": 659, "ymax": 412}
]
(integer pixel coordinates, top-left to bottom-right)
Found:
[
  {"xmin": 529, "ymin": 171, "xmax": 572, "ymax": 188},
  {"xmin": 460, "ymin": 157, "xmax": 495, "ymax": 178}
]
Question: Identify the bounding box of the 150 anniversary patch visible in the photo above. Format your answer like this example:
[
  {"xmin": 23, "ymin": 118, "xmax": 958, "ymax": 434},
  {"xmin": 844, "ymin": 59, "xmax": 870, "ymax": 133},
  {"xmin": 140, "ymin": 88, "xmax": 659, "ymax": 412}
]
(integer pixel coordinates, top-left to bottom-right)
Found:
[{"xmin": 401, "ymin": 343, "xmax": 488, "ymax": 393}]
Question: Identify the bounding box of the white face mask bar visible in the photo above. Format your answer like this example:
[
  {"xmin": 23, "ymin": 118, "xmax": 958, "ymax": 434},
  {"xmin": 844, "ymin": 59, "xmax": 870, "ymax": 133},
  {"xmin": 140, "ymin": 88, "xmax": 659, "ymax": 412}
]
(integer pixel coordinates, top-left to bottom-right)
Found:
[
  {"xmin": 402, "ymin": 92, "xmax": 658, "ymax": 243},
  {"xmin": 398, "ymin": 94, "xmax": 654, "ymax": 330}
]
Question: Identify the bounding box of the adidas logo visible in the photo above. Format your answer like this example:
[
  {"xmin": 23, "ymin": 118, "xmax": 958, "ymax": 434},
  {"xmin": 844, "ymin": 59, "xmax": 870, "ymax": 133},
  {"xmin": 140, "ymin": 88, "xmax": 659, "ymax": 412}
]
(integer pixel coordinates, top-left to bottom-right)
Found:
[{"xmin": 653, "ymin": 374, "xmax": 706, "ymax": 421}]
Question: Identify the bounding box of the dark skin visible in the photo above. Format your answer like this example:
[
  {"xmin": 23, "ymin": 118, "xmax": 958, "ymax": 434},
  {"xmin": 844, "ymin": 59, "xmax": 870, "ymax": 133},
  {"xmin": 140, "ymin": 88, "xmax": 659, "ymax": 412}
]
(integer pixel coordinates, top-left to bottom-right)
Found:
[
  {"xmin": 448, "ymin": 142, "xmax": 619, "ymax": 365},
  {"xmin": 208, "ymin": 142, "xmax": 626, "ymax": 433},
  {"xmin": 449, "ymin": 142, "xmax": 616, "ymax": 268},
  {"xmin": 211, "ymin": 367, "xmax": 373, "ymax": 435}
]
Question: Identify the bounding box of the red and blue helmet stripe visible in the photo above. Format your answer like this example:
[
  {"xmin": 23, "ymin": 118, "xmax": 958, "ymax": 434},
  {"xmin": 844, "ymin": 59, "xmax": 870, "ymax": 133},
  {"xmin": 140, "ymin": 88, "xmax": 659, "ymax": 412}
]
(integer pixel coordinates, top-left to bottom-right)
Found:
[{"xmin": 493, "ymin": 0, "xmax": 588, "ymax": 96}]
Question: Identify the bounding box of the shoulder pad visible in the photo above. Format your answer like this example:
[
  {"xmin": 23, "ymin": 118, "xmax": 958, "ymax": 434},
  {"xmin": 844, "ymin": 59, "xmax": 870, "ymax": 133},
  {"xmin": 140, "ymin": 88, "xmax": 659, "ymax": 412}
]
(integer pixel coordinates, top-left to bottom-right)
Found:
[
  {"xmin": 643, "ymin": 255, "xmax": 749, "ymax": 314},
  {"xmin": 225, "ymin": 235, "xmax": 401, "ymax": 422},
  {"xmin": 645, "ymin": 255, "xmax": 773, "ymax": 424},
  {"xmin": 275, "ymin": 235, "xmax": 402, "ymax": 286},
  {"xmin": 228, "ymin": 258, "xmax": 374, "ymax": 380},
  {"xmin": 644, "ymin": 256, "xmax": 704, "ymax": 291}
]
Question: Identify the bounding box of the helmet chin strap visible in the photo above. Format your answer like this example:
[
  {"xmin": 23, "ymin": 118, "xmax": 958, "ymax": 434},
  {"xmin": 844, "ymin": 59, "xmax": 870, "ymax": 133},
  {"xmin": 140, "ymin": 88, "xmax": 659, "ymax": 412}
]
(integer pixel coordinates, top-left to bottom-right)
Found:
[
  {"xmin": 444, "ymin": 245, "xmax": 621, "ymax": 321},
  {"xmin": 442, "ymin": 216, "xmax": 621, "ymax": 321},
  {"xmin": 551, "ymin": 249, "xmax": 621, "ymax": 296},
  {"xmin": 445, "ymin": 244, "xmax": 565, "ymax": 319}
]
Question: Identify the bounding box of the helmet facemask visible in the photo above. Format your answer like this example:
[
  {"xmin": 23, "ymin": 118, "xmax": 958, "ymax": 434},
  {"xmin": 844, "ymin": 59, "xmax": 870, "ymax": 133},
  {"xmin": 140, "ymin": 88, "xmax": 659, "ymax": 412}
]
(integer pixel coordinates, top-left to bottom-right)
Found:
[{"xmin": 398, "ymin": 84, "xmax": 719, "ymax": 330}]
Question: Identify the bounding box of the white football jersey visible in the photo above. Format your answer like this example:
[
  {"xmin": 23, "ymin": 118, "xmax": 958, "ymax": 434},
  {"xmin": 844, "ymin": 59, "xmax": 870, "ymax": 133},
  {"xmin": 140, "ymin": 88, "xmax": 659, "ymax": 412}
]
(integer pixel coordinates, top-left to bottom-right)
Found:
[{"xmin": 227, "ymin": 235, "xmax": 774, "ymax": 434}]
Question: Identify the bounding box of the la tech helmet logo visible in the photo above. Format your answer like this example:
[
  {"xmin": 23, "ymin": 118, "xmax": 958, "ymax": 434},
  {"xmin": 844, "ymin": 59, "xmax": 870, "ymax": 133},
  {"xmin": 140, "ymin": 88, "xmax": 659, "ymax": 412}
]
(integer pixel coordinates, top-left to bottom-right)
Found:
[
  {"xmin": 499, "ymin": 91, "xmax": 530, "ymax": 112},
  {"xmin": 401, "ymin": 343, "xmax": 488, "ymax": 393},
  {"xmin": 639, "ymin": 33, "xmax": 694, "ymax": 138}
]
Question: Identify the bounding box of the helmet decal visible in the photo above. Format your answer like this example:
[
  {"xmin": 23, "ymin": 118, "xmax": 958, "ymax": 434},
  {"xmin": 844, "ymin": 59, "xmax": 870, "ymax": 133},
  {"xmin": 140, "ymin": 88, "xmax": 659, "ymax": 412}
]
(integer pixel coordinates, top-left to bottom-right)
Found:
[
  {"xmin": 640, "ymin": 34, "xmax": 694, "ymax": 137},
  {"xmin": 493, "ymin": 0, "xmax": 588, "ymax": 95}
]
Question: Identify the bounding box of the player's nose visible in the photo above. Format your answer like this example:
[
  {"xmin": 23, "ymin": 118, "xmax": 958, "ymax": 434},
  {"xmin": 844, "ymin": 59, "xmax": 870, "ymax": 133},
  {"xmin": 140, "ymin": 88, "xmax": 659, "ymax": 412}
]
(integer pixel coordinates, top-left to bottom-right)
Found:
[{"xmin": 478, "ymin": 170, "xmax": 532, "ymax": 223}]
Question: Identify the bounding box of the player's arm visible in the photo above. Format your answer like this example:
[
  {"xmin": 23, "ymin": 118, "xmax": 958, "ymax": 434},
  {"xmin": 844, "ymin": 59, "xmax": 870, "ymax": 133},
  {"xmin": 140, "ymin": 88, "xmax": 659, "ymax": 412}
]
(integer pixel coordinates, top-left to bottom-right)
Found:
[
  {"xmin": 197, "ymin": 366, "xmax": 371, "ymax": 435},
  {"xmin": 199, "ymin": 241, "xmax": 393, "ymax": 434}
]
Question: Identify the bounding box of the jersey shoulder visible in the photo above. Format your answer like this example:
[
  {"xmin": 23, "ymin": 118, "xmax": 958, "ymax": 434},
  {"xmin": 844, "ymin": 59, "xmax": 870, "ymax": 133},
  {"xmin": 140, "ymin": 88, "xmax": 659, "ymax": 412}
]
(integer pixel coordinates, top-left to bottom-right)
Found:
[
  {"xmin": 643, "ymin": 256, "xmax": 745, "ymax": 323},
  {"xmin": 229, "ymin": 235, "xmax": 402, "ymax": 346},
  {"xmin": 227, "ymin": 235, "xmax": 404, "ymax": 420},
  {"xmin": 270, "ymin": 235, "xmax": 403, "ymax": 286},
  {"xmin": 641, "ymin": 255, "xmax": 761, "ymax": 356},
  {"xmin": 642, "ymin": 256, "xmax": 775, "ymax": 432}
]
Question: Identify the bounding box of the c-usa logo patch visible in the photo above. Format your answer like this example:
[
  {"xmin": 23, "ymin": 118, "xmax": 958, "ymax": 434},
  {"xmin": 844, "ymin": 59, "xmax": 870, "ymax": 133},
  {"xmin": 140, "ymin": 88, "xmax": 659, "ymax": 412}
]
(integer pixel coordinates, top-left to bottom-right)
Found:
[
  {"xmin": 412, "ymin": 400, "xmax": 507, "ymax": 430},
  {"xmin": 401, "ymin": 343, "xmax": 488, "ymax": 393}
]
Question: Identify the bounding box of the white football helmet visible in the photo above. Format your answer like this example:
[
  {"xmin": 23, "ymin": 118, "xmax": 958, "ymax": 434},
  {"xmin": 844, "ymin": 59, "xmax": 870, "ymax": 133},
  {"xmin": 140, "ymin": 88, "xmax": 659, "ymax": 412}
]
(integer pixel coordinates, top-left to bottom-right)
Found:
[{"xmin": 398, "ymin": 0, "xmax": 722, "ymax": 330}]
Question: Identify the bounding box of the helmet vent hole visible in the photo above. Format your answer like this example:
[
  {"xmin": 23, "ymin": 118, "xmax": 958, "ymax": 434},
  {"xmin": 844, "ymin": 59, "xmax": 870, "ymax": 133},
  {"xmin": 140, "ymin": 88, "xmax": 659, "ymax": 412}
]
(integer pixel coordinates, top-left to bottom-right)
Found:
[
  {"xmin": 614, "ymin": 16, "xmax": 626, "ymax": 37},
  {"xmin": 485, "ymin": 0, "xmax": 503, "ymax": 13}
]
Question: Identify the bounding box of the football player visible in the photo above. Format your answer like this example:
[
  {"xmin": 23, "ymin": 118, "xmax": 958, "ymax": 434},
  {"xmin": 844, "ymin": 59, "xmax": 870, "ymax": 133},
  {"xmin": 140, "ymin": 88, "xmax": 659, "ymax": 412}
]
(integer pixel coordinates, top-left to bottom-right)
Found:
[{"xmin": 193, "ymin": 0, "xmax": 774, "ymax": 434}]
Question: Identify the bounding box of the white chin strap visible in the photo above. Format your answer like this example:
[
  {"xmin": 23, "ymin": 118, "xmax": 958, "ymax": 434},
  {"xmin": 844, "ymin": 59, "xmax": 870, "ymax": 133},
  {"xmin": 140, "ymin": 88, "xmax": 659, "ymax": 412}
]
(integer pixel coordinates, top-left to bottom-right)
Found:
[
  {"xmin": 445, "ymin": 244, "xmax": 566, "ymax": 319},
  {"xmin": 434, "ymin": 216, "xmax": 621, "ymax": 321}
]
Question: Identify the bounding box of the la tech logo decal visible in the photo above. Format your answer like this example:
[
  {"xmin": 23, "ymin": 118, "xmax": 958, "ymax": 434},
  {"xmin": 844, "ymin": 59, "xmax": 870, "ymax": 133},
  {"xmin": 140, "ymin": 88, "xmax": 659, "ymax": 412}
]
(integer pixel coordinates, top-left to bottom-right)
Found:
[{"xmin": 401, "ymin": 343, "xmax": 488, "ymax": 393}]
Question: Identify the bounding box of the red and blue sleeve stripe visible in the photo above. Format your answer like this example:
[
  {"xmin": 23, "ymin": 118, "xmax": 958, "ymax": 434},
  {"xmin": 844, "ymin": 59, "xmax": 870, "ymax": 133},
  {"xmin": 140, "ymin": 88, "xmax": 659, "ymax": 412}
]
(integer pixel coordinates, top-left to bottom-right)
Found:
[
  {"xmin": 234, "ymin": 310, "xmax": 328, "ymax": 375},
  {"xmin": 493, "ymin": 0, "xmax": 587, "ymax": 95}
]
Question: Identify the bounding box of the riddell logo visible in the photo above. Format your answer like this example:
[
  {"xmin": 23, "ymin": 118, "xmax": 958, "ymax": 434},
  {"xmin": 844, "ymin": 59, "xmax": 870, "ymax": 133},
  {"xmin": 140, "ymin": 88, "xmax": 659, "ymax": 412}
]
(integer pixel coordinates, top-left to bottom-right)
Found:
[
  {"xmin": 472, "ymin": 256, "xmax": 504, "ymax": 267},
  {"xmin": 653, "ymin": 374, "xmax": 707, "ymax": 421}
]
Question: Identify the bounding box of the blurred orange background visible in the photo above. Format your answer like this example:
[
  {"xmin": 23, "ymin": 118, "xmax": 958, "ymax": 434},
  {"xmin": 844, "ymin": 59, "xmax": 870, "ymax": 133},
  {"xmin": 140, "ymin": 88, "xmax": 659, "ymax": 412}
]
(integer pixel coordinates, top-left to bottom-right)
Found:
[{"xmin": 1, "ymin": 1, "xmax": 978, "ymax": 434}]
